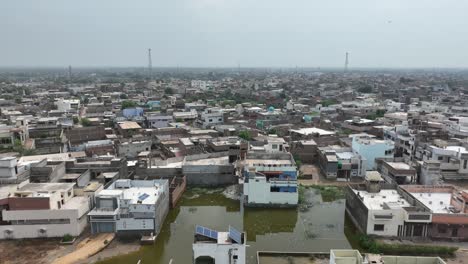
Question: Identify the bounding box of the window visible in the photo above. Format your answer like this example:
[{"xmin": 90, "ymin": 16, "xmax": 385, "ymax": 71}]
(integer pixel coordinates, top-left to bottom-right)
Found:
[
  {"xmin": 272, "ymin": 144, "xmax": 278, "ymax": 149},
  {"xmin": 464, "ymin": 160, "xmax": 467, "ymax": 169},
  {"xmin": 233, "ymin": 255, "xmax": 238, "ymax": 260},
  {"xmin": 209, "ymin": 119, "xmax": 212, "ymax": 122},
  {"xmin": 438, "ymin": 156, "xmax": 443, "ymax": 161},
  {"xmin": 374, "ymin": 224, "xmax": 385, "ymax": 231},
  {"xmin": 218, "ymin": 118, "xmax": 222, "ymax": 121}
]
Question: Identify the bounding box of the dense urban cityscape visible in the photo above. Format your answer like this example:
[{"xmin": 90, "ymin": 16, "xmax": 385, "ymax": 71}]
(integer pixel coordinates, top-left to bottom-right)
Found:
[
  {"xmin": 0, "ymin": 66, "xmax": 467, "ymax": 263},
  {"xmin": 3, "ymin": 0, "xmax": 468, "ymax": 263}
]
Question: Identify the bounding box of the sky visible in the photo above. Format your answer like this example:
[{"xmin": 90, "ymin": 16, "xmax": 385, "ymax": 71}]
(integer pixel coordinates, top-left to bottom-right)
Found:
[{"xmin": 1, "ymin": 0, "xmax": 468, "ymax": 68}]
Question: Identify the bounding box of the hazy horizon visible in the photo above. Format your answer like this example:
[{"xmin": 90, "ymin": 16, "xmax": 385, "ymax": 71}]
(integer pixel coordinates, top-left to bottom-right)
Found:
[{"xmin": 2, "ymin": 0, "xmax": 468, "ymax": 68}]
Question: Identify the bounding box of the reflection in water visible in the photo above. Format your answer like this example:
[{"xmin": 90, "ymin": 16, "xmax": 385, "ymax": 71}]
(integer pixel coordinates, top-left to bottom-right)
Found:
[{"xmin": 98, "ymin": 188, "xmax": 350, "ymax": 264}]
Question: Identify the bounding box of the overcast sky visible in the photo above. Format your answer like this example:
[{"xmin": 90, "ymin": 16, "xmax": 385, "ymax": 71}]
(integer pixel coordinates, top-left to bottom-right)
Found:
[{"xmin": 1, "ymin": 0, "xmax": 467, "ymax": 68}]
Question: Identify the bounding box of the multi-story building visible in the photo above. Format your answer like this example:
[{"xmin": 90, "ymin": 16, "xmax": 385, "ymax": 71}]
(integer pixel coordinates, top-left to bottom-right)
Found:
[
  {"xmin": 54, "ymin": 98, "xmax": 80, "ymax": 113},
  {"xmin": 425, "ymin": 144, "xmax": 468, "ymax": 181},
  {"xmin": 0, "ymin": 182, "xmax": 90, "ymax": 239},
  {"xmin": 401, "ymin": 185, "xmax": 468, "ymax": 241},
  {"xmin": 192, "ymin": 225, "xmax": 246, "ymax": 264},
  {"xmin": 318, "ymin": 145, "xmax": 366, "ymax": 180},
  {"xmin": 199, "ymin": 108, "xmax": 224, "ymax": 128},
  {"xmin": 351, "ymin": 135, "xmax": 394, "ymax": 170},
  {"xmin": 346, "ymin": 173, "xmax": 432, "ymax": 238},
  {"xmin": 240, "ymin": 152, "xmax": 298, "ymax": 207},
  {"xmin": 88, "ymin": 179, "xmax": 169, "ymax": 237},
  {"xmin": 375, "ymin": 158, "xmax": 417, "ymax": 184},
  {"xmin": 147, "ymin": 114, "xmax": 173, "ymax": 129}
]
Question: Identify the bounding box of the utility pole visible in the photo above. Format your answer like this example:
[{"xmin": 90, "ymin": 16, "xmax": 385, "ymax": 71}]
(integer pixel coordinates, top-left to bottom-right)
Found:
[{"xmin": 148, "ymin": 48, "xmax": 153, "ymax": 80}]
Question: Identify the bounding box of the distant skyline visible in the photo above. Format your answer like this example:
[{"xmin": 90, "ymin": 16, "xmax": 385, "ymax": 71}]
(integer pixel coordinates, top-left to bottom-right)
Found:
[{"xmin": 2, "ymin": 0, "xmax": 468, "ymax": 68}]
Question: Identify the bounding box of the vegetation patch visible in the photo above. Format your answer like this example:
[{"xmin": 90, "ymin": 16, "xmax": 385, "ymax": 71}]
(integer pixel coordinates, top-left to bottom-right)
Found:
[
  {"xmin": 308, "ymin": 185, "xmax": 345, "ymax": 202},
  {"xmin": 358, "ymin": 235, "xmax": 458, "ymax": 257}
]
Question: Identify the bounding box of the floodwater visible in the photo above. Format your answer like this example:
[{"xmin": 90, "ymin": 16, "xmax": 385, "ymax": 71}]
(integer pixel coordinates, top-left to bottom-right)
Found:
[{"xmin": 98, "ymin": 187, "xmax": 351, "ymax": 264}]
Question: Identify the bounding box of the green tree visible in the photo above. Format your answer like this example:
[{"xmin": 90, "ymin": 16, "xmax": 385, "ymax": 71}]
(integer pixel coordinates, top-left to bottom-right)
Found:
[
  {"xmin": 120, "ymin": 93, "xmax": 128, "ymax": 99},
  {"xmin": 81, "ymin": 117, "xmax": 92, "ymax": 127},
  {"xmin": 73, "ymin": 116, "xmax": 79, "ymax": 124},
  {"xmin": 164, "ymin": 87, "xmax": 174, "ymax": 95},
  {"xmin": 238, "ymin": 131, "xmax": 251, "ymax": 141},
  {"xmin": 121, "ymin": 100, "xmax": 138, "ymax": 109}
]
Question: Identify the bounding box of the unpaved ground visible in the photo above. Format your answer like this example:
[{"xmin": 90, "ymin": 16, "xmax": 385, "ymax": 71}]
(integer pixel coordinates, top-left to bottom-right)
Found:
[
  {"xmin": 0, "ymin": 239, "xmax": 62, "ymax": 264},
  {"xmin": 0, "ymin": 234, "xmax": 141, "ymax": 264},
  {"xmin": 79, "ymin": 239, "xmax": 141, "ymax": 264},
  {"xmin": 52, "ymin": 233, "xmax": 115, "ymax": 264},
  {"xmin": 446, "ymin": 249, "xmax": 468, "ymax": 264}
]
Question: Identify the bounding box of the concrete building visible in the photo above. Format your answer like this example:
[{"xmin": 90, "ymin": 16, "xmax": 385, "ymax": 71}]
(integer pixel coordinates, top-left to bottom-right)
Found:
[
  {"xmin": 147, "ymin": 114, "xmax": 173, "ymax": 129},
  {"xmin": 351, "ymin": 135, "xmax": 394, "ymax": 170},
  {"xmin": 193, "ymin": 225, "xmax": 246, "ymax": 264},
  {"xmin": 199, "ymin": 108, "xmax": 224, "ymax": 128},
  {"xmin": 0, "ymin": 157, "xmax": 27, "ymax": 184},
  {"xmin": 318, "ymin": 146, "xmax": 366, "ymax": 180},
  {"xmin": 88, "ymin": 179, "xmax": 169, "ymax": 237},
  {"xmin": 118, "ymin": 140, "xmax": 152, "ymax": 159},
  {"xmin": 0, "ymin": 182, "xmax": 90, "ymax": 239},
  {"xmin": 426, "ymin": 145, "xmax": 468, "ymax": 180},
  {"xmin": 240, "ymin": 152, "xmax": 298, "ymax": 207},
  {"xmin": 346, "ymin": 174, "xmax": 432, "ymax": 238},
  {"xmin": 54, "ymin": 98, "xmax": 80, "ymax": 113},
  {"xmin": 376, "ymin": 159, "xmax": 417, "ymax": 184},
  {"xmin": 402, "ymin": 185, "xmax": 468, "ymax": 241}
]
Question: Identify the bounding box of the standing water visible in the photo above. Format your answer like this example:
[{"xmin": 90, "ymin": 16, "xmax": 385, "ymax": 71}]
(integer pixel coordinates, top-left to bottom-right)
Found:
[{"xmin": 98, "ymin": 186, "xmax": 351, "ymax": 264}]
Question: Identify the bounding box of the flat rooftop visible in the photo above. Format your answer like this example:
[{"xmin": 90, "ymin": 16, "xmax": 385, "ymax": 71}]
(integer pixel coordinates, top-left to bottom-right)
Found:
[
  {"xmin": 354, "ymin": 189, "xmax": 410, "ymax": 210},
  {"xmin": 290, "ymin": 127, "xmax": 335, "ymax": 136},
  {"xmin": 411, "ymin": 192, "xmax": 453, "ymax": 214},
  {"xmin": 17, "ymin": 182, "xmax": 75, "ymax": 193},
  {"xmin": 386, "ymin": 162, "xmax": 412, "ymax": 170},
  {"xmin": 184, "ymin": 156, "xmax": 229, "ymax": 166}
]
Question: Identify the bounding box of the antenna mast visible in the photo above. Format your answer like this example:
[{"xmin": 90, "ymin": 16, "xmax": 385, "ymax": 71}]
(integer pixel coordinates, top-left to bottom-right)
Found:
[
  {"xmin": 148, "ymin": 48, "xmax": 153, "ymax": 80},
  {"xmin": 344, "ymin": 52, "xmax": 349, "ymax": 72}
]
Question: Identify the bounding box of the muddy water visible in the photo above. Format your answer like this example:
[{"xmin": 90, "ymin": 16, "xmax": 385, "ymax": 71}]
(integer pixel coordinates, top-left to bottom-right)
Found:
[{"xmin": 98, "ymin": 187, "xmax": 351, "ymax": 264}]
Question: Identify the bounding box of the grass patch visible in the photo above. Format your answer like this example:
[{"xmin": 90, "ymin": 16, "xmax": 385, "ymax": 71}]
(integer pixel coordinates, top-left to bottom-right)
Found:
[
  {"xmin": 298, "ymin": 185, "xmax": 306, "ymax": 204},
  {"xmin": 308, "ymin": 185, "xmax": 345, "ymax": 202}
]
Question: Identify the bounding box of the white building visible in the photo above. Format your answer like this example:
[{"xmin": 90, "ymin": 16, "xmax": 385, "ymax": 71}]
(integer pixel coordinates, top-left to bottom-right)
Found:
[
  {"xmin": 346, "ymin": 175, "xmax": 431, "ymax": 238},
  {"xmin": 241, "ymin": 152, "xmax": 298, "ymax": 206},
  {"xmin": 193, "ymin": 225, "xmax": 246, "ymax": 264},
  {"xmin": 147, "ymin": 114, "xmax": 173, "ymax": 129},
  {"xmin": 351, "ymin": 135, "xmax": 394, "ymax": 170},
  {"xmin": 55, "ymin": 98, "xmax": 80, "ymax": 112},
  {"xmin": 191, "ymin": 80, "xmax": 213, "ymax": 91},
  {"xmin": 0, "ymin": 182, "xmax": 90, "ymax": 239},
  {"xmin": 88, "ymin": 179, "xmax": 169, "ymax": 236},
  {"xmin": 200, "ymin": 108, "xmax": 224, "ymax": 128},
  {"xmin": 0, "ymin": 157, "xmax": 27, "ymax": 183}
]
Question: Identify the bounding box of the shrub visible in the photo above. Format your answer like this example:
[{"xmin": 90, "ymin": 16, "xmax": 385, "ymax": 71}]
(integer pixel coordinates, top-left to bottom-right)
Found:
[
  {"xmin": 358, "ymin": 235, "xmax": 458, "ymax": 257},
  {"xmin": 62, "ymin": 234, "xmax": 73, "ymax": 242}
]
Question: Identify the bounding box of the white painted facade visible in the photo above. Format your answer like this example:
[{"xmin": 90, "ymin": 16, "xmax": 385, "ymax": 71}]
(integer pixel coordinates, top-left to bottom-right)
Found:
[
  {"xmin": 55, "ymin": 98, "xmax": 80, "ymax": 112},
  {"xmin": 352, "ymin": 136, "xmax": 394, "ymax": 170},
  {"xmin": 0, "ymin": 183, "xmax": 90, "ymax": 239},
  {"xmin": 193, "ymin": 229, "xmax": 246, "ymax": 264},
  {"xmin": 201, "ymin": 108, "xmax": 224, "ymax": 128},
  {"xmin": 243, "ymin": 176, "xmax": 298, "ymax": 205},
  {"xmin": 89, "ymin": 179, "xmax": 169, "ymax": 235}
]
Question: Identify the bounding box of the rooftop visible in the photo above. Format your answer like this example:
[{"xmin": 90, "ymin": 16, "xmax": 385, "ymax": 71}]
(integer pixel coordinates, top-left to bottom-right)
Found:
[
  {"xmin": 290, "ymin": 127, "xmax": 335, "ymax": 136},
  {"xmin": 354, "ymin": 189, "xmax": 410, "ymax": 210},
  {"xmin": 118, "ymin": 121, "xmax": 142, "ymax": 130}
]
